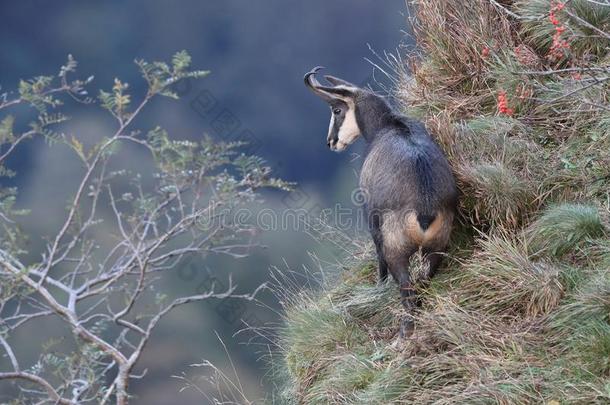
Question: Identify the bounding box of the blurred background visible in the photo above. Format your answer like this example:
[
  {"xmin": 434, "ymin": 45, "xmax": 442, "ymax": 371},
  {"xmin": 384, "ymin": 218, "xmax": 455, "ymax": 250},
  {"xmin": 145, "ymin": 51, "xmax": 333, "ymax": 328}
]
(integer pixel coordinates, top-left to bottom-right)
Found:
[{"xmin": 0, "ymin": 1, "xmax": 409, "ymax": 403}]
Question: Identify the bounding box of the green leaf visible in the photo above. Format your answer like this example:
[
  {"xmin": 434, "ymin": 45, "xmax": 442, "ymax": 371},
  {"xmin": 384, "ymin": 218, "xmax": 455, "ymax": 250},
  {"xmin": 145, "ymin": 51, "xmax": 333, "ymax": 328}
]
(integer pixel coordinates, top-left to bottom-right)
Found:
[
  {"xmin": 172, "ymin": 50, "xmax": 192, "ymax": 74},
  {"xmin": 0, "ymin": 115, "xmax": 15, "ymax": 144}
]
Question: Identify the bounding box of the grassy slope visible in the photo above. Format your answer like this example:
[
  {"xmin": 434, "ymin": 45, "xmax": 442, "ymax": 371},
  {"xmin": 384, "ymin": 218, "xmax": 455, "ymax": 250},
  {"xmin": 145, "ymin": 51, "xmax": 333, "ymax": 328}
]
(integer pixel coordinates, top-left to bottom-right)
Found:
[{"xmin": 278, "ymin": 1, "xmax": 610, "ymax": 403}]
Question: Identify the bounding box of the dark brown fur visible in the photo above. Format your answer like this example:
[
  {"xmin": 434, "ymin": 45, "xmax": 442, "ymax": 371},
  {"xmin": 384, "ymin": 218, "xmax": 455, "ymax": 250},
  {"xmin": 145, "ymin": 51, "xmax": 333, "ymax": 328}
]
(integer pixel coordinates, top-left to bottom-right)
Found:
[
  {"xmin": 361, "ymin": 116, "xmax": 457, "ymax": 337},
  {"xmin": 304, "ymin": 68, "xmax": 458, "ymax": 337}
]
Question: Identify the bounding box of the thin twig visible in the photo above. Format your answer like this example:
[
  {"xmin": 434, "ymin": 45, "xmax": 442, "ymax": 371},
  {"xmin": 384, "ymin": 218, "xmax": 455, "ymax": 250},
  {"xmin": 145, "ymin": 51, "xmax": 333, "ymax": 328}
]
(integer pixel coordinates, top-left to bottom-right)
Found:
[{"xmin": 564, "ymin": 8, "xmax": 610, "ymax": 41}]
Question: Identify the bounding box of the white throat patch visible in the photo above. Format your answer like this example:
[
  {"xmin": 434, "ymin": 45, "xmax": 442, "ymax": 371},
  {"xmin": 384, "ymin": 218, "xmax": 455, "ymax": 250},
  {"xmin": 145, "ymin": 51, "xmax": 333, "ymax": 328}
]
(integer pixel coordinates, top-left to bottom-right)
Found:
[
  {"xmin": 328, "ymin": 114, "xmax": 336, "ymax": 139},
  {"xmin": 336, "ymin": 102, "xmax": 360, "ymax": 150}
]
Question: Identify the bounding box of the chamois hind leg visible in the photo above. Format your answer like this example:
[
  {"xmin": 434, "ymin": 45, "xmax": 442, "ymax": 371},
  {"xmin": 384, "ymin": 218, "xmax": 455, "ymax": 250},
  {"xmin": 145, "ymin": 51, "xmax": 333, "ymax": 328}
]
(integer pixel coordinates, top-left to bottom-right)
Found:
[
  {"xmin": 386, "ymin": 245, "xmax": 418, "ymax": 338},
  {"xmin": 422, "ymin": 247, "xmax": 446, "ymax": 282},
  {"xmin": 421, "ymin": 211, "xmax": 453, "ymax": 283}
]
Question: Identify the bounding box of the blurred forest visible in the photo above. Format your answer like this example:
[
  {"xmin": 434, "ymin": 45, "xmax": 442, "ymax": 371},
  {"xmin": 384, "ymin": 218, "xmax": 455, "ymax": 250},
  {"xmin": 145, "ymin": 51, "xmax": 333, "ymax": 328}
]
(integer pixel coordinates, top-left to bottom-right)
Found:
[{"xmin": 0, "ymin": 1, "xmax": 407, "ymax": 403}]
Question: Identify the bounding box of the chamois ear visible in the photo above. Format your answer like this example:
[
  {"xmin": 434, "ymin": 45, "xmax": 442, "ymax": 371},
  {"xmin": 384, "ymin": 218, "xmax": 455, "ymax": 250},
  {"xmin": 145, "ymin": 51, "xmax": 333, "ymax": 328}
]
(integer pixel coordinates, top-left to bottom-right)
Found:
[
  {"xmin": 324, "ymin": 75, "xmax": 358, "ymax": 89},
  {"xmin": 304, "ymin": 67, "xmax": 356, "ymax": 103}
]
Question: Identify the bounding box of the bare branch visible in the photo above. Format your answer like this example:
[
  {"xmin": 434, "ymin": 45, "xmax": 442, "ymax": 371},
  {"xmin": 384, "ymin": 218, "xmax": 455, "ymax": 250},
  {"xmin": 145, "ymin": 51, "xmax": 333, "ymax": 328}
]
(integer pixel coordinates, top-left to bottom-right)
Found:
[
  {"xmin": 0, "ymin": 335, "xmax": 19, "ymax": 372},
  {"xmin": 0, "ymin": 372, "xmax": 75, "ymax": 405},
  {"xmin": 488, "ymin": 0, "xmax": 524, "ymax": 20},
  {"xmin": 0, "ymin": 130, "xmax": 36, "ymax": 165},
  {"xmin": 39, "ymin": 93, "xmax": 153, "ymax": 286}
]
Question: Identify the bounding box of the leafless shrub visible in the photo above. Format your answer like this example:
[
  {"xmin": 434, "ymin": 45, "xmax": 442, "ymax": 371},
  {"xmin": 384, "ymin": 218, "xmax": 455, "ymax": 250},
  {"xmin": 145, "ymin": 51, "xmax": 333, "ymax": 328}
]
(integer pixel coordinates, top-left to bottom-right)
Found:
[{"xmin": 0, "ymin": 52, "xmax": 288, "ymax": 404}]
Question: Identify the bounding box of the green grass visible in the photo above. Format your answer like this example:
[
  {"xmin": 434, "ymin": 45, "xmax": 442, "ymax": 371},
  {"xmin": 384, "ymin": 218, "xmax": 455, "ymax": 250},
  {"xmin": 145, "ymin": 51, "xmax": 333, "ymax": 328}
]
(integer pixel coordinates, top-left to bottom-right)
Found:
[
  {"xmin": 447, "ymin": 234, "xmax": 564, "ymax": 318},
  {"xmin": 527, "ymin": 203, "xmax": 607, "ymax": 258},
  {"xmin": 457, "ymin": 162, "xmax": 536, "ymax": 229},
  {"xmin": 276, "ymin": 246, "xmax": 610, "ymax": 403},
  {"xmin": 517, "ymin": 0, "xmax": 610, "ymax": 59}
]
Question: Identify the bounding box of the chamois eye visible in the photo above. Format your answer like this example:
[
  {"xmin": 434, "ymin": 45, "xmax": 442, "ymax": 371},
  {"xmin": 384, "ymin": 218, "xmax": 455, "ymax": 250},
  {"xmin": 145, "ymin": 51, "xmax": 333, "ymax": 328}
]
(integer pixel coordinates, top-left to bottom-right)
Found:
[{"xmin": 333, "ymin": 108, "xmax": 342, "ymax": 115}]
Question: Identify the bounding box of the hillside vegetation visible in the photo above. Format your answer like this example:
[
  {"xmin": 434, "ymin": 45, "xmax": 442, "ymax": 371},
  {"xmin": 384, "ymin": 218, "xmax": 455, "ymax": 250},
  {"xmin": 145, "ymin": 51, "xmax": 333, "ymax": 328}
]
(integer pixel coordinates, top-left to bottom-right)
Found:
[{"xmin": 277, "ymin": 0, "xmax": 610, "ymax": 403}]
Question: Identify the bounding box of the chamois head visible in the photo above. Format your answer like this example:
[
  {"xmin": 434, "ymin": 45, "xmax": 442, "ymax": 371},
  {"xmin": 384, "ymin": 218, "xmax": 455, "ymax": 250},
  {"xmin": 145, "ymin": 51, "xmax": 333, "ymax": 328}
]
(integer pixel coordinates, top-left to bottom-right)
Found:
[{"xmin": 304, "ymin": 66, "xmax": 363, "ymax": 152}]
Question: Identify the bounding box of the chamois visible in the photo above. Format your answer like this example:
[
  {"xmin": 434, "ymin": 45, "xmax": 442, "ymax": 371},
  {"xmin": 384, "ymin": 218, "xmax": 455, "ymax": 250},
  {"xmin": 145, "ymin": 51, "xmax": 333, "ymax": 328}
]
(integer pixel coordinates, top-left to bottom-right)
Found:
[{"xmin": 304, "ymin": 67, "xmax": 457, "ymax": 336}]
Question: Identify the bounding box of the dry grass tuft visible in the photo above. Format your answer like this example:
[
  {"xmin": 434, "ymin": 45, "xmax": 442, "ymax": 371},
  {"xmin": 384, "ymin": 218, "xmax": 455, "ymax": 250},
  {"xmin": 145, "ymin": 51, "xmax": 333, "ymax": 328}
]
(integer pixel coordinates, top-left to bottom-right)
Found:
[
  {"xmin": 449, "ymin": 233, "xmax": 564, "ymax": 318},
  {"xmin": 405, "ymin": 0, "xmax": 514, "ymax": 116},
  {"xmin": 527, "ymin": 203, "xmax": 607, "ymax": 258},
  {"xmin": 457, "ymin": 162, "xmax": 536, "ymax": 228}
]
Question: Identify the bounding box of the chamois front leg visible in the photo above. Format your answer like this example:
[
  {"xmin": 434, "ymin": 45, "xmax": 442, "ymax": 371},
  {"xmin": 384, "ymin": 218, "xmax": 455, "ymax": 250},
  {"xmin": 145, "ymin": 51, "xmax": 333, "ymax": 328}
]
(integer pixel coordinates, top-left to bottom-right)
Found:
[
  {"xmin": 369, "ymin": 209, "xmax": 388, "ymax": 283},
  {"xmin": 375, "ymin": 240, "xmax": 389, "ymax": 283}
]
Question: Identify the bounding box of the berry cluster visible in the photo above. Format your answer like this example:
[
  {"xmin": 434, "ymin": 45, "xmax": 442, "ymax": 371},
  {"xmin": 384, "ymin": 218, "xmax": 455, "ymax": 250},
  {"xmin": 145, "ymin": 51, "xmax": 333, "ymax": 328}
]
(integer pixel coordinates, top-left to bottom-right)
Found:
[
  {"xmin": 481, "ymin": 46, "xmax": 490, "ymax": 59},
  {"xmin": 548, "ymin": 1, "xmax": 570, "ymax": 61},
  {"xmin": 497, "ymin": 90, "xmax": 514, "ymax": 116},
  {"xmin": 514, "ymin": 44, "xmax": 540, "ymax": 68}
]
